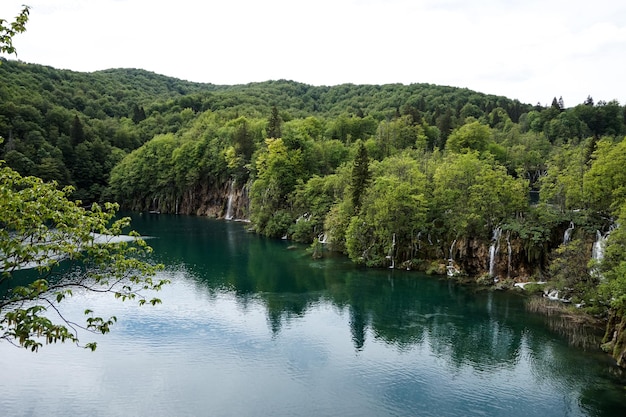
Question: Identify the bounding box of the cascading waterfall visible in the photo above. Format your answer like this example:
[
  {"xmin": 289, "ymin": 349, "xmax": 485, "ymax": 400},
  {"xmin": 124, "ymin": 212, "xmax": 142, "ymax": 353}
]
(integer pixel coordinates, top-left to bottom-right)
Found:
[
  {"xmin": 150, "ymin": 197, "xmax": 160, "ymax": 214},
  {"xmin": 592, "ymin": 230, "xmax": 607, "ymax": 262},
  {"xmin": 563, "ymin": 221, "xmax": 575, "ymax": 244},
  {"xmin": 388, "ymin": 233, "xmax": 396, "ymax": 269},
  {"xmin": 489, "ymin": 227, "xmax": 502, "ymax": 278},
  {"xmin": 446, "ymin": 239, "xmax": 459, "ymax": 276},
  {"xmin": 506, "ymin": 231, "xmax": 512, "ymax": 278},
  {"xmin": 225, "ymin": 179, "xmax": 235, "ymax": 220},
  {"xmin": 591, "ymin": 229, "xmax": 612, "ymax": 279},
  {"xmin": 449, "ymin": 239, "xmax": 456, "ymax": 261}
]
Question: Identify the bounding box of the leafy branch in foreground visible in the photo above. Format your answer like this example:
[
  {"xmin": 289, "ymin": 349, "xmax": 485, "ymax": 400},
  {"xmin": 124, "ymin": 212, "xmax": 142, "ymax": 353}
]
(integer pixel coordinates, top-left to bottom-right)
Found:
[
  {"xmin": 0, "ymin": 5, "xmax": 29, "ymax": 56},
  {"xmin": 0, "ymin": 161, "xmax": 166, "ymax": 351}
]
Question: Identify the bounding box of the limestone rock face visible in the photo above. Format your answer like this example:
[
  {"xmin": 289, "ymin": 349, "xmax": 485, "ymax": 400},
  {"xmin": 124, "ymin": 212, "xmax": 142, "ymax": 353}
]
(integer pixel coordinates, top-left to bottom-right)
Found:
[
  {"xmin": 126, "ymin": 179, "xmax": 250, "ymax": 221},
  {"xmin": 452, "ymin": 237, "xmax": 535, "ymax": 280}
]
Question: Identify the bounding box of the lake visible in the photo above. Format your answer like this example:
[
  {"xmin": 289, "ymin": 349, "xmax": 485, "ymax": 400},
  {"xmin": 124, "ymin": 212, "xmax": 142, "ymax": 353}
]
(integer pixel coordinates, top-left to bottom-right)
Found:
[{"xmin": 1, "ymin": 214, "xmax": 625, "ymax": 417}]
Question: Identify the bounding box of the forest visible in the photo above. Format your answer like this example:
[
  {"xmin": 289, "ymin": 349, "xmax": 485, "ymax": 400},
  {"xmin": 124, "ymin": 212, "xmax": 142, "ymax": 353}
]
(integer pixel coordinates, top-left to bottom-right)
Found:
[{"xmin": 1, "ymin": 59, "xmax": 626, "ymax": 364}]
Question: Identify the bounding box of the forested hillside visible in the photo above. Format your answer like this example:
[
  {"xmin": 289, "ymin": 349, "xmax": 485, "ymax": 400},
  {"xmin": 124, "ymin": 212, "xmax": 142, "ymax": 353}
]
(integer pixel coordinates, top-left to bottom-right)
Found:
[
  {"xmin": 2, "ymin": 60, "xmax": 626, "ymax": 364},
  {"xmin": 1, "ymin": 59, "xmax": 536, "ymax": 201}
]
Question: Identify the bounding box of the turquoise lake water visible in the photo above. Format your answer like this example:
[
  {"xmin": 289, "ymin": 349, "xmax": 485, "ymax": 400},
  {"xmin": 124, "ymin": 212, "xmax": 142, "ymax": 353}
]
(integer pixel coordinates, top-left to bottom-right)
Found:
[{"xmin": 1, "ymin": 214, "xmax": 625, "ymax": 416}]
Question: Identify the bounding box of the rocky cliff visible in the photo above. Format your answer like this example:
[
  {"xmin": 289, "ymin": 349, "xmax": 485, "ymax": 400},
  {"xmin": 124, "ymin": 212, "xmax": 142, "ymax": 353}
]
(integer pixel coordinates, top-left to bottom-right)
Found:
[{"xmin": 127, "ymin": 179, "xmax": 250, "ymax": 221}]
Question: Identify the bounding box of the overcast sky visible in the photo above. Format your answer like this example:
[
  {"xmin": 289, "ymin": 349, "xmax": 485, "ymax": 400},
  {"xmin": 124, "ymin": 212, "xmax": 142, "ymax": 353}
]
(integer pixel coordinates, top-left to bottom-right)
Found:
[{"xmin": 2, "ymin": 0, "xmax": 626, "ymax": 106}]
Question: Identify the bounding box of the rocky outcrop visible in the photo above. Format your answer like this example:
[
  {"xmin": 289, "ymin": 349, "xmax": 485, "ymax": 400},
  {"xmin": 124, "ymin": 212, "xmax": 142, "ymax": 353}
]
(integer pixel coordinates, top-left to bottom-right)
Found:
[
  {"xmin": 450, "ymin": 236, "xmax": 537, "ymax": 281},
  {"xmin": 130, "ymin": 178, "xmax": 250, "ymax": 220},
  {"xmin": 603, "ymin": 310, "xmax": 626, "ymax": 367}
]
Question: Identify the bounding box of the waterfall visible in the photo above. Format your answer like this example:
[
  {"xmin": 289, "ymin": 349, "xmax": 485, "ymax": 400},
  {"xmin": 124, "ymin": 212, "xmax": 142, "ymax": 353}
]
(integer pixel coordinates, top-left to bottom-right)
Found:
[
  {"xmin": 592, "ymin": 230, "xmax": 607, "ymax": 262},
  {"xmin": 449, "ymin": 239, "xmax": 456, "ymax": 262},
  {"xmin": 225, "ymin": 179, "xmax": 235, "ymax": 220},
  {"xmin": 447, "ymin": 239, "xmax": 460, "ymax": 276},
  {"xmin": 446, "ymin": 260, "xmax": 459, "ymax": 277},
  {"xmin": 149, "ymin": 197, "xmax": 160, "ymax": 214},
  {"xmin": 591, "ymin": 230, "xmax": 611, "ymax": 262},
  {"xmin": 297, "ymin": 213, "xmax": 311, "ymax": 223},
  {"xmin": 388, "ymin": 233, "xmax": 396, "ymax": 269},
  {"xmin": 318, "ymin": 233, "xmax": 328, "ymax": 244},
  {"xmin": 563, "ymin": 221, "xmax": 574, "ymax": 244},
  {"xmin": 506, "ymin": 231, "xmax": 512, "ymax": 279},
  {"xmin": 489, "ymin": 227, "xmax": 502, "ymax": 278},
  {"xmin": 591, "ymin": 229, "xmax": 612, "ymax": 279}
]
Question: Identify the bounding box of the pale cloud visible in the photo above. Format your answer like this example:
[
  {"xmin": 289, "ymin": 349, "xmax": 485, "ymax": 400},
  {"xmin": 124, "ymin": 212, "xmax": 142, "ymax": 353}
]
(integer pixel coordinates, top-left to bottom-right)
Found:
[{"xmin": 1, "ymin": 0, "xmax": 625, "ymax": 106}]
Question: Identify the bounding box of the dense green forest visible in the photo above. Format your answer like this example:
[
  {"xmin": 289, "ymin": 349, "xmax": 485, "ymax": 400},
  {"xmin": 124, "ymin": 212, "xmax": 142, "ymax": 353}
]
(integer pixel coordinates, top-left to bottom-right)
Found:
[{"xmin": 2, "ymin": 59, "xmax": 626, "ymax": 364}]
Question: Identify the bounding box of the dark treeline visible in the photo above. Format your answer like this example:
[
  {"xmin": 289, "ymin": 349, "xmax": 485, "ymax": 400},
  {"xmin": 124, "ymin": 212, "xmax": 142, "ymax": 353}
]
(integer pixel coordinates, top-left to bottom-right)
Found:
[{"xmin": 2, "ymin": 59, "xmax": 626, "ymax": 365}]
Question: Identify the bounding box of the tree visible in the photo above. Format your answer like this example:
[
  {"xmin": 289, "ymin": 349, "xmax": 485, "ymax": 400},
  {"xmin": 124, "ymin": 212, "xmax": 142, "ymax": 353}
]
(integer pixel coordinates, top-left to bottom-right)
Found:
[
  {"xmin": 583, "ymin": 137, "xmax": 626, "ymax": 215},
  {"xmin": 267, "ymin": 105, "xmax": 282, "ymax": 139},
  {"xmin": 539, "ymin": 144, "xmax": 588, "ymax": 211},
  {"xmin": 600, "ymin": 202, "xmax": 626, "ymax": 312},
  {"xmin": 445, "ymin": 121, "xmax": 491, "ymax": 154},
  {"xmin": 0, "ymin": 6, "xmax": 29, "ymax": 56},
  {"xmin": 70, "ymin": 115, "xmax": 85, "ymax": 146},
  {"xmin": 250, "ymin": 138, "xmax": 304, "ymax": 237},
  {"xmin": 0, "ymin": 162, "xmax": 166, "ymax": 351},
  {"xmin": 131, "ymin": 104, "xmax": 147, "ymax": 124},
  {"xmin": 351, "ymin": 140, "xmax": 370, "ymax": 211},
  {"xmin": 548, "ymin": 238, "xmax": 598, "ymax": 303},
  {"xmin": 431, "ymin": 152, "xmax": 528, "ymax": 240},
  {"xmin": 346, "ymin": 155, "xmax": 428, "ymax": 266}
]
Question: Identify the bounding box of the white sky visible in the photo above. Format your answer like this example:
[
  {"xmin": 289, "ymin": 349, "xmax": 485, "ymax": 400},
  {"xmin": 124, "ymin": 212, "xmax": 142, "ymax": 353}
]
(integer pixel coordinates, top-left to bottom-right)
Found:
[{"xmin": 2, "ymin": 0, "xmax": 626, "ymax": 106}]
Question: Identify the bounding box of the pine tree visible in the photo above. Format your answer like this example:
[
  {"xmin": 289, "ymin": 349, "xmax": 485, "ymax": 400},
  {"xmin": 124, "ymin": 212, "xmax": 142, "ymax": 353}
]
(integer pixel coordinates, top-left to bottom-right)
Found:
[
  {"xmin": 551, "ymin": 97, "xmax": 560, "ymax": 111},
  {"xmin": 70, "ymin": 115, "xmax": 85, "ymax": 146},
  {"xmin": 267, "ymin": 105, "xmax": 282, "ymax": 139},
  {"xmin": 131, "ymin": 104, "xmax": 146, "ymax": 124},
  {"xmin": 351, "ymin": 140, "xmax": 370, "ymax": 211}
]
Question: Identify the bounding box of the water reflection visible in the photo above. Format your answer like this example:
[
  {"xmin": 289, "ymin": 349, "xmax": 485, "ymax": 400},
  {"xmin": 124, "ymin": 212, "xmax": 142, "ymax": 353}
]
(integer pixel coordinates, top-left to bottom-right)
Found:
[
  {"xmin": 2, "ymin": 213, "xmax": 624, "ymax": 417},
  {"xmin": 130, "ymin": 214, "xmax": 626, "ymax": 416}
]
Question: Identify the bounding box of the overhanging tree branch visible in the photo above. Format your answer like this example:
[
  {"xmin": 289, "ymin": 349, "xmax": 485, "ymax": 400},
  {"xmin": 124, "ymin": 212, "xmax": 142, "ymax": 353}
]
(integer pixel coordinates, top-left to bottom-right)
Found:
[{"xmin": 1, "ymin": 162, "xmax": 166, "ymax": 351}]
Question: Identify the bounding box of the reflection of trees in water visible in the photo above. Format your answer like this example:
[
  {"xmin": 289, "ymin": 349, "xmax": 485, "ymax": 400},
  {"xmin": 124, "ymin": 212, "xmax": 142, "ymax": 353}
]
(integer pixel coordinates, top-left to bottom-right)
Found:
[
  {"xmin": 227, "ymin": 239, "xmax": 600, "ymax": 369},
  {"xmin": 139, "ymin": 215, "xmax": 625, "ymax": 415},
  {"xmin": 349, "ymin": 306, "xmax": 367, "ymax": 350},
  {"xmin": 235, "ymin": 259, "xmax": 625, "ymax": 415},
  {"xmin": 239, "ymin": 245, "xmax": 530, "ymax": 369}
]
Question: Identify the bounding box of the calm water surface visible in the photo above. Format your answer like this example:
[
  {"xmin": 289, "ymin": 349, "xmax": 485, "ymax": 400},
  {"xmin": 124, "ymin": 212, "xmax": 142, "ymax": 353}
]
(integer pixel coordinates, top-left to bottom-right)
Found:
[{"xmin": 1, "ymin": 214, "xmax": 626, "ymax": 417}]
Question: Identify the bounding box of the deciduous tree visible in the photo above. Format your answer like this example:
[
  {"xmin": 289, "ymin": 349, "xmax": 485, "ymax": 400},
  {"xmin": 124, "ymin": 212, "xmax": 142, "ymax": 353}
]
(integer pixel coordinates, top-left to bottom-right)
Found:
[{"xmin": 0, "ymin": 162, "xmax": 165, "ymax": 351}]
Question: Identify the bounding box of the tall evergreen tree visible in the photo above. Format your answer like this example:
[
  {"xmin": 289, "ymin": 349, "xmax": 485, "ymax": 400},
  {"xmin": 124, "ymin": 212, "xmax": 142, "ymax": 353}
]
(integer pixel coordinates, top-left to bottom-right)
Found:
[
  {"xmin": 131, "ymin": 104, "xmax": 146, "ymax": 124},
  {"xmin": 70, "ymin": 115, "xmax": 85, "ymax": 146},
  {"xmin": 267, "ymin": 105, "xmax": 282, "ymax": 139},
  {"xmin": 351, "ymin": 140, "xmax": 370, "ymax": 211}
]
